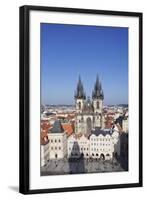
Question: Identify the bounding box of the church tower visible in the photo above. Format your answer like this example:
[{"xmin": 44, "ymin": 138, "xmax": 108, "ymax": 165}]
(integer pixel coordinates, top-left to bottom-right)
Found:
[
  {"xmin": 92, "ymin": 74, "xmax": 104, "ymax": 113},
  {"xmin": 74, "ymin": 74, "xmax": 104, "ymax": 134},
  {"xmin": 74, "ymin": 76, "xmax": 86, "ymax": 134},
  {"xmin": 92, "ymin": 75, "xmax": 104, "ymax": 128},
  {"xmin": 74, "ymin": 76, "xmax": 86, "ymax": 113}
]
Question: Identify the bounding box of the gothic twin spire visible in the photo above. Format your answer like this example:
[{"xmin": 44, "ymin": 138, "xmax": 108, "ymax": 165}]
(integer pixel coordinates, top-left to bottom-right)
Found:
[
  {"xmin": 92, "ymin": 74, "xmax": 104, "ymax": 100},
  {"xmin": 74, "ymin": 76, "xmax": 86, "ymax": 99},
  {"xmin": 74, "ymin": 75, "xmax": 104, "ymax": 100}
]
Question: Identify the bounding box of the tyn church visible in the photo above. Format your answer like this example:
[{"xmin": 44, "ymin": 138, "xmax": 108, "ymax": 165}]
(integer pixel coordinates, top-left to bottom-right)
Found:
[{"xmin": 74, "ymin": 75, "xmax": 104, "ymax": 136}]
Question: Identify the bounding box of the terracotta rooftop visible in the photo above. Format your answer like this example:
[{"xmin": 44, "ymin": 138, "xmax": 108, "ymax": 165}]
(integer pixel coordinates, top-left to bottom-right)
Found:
[
  {"xmin": 41, "ymin": 129, "xmax": 48, "ymax": 145},
  {"xmin": 62, "ymin": 123, "xmax": 74, "ymax": 136},
  {"xmin": 41, "ymin": 121, "xmax": 52, "ymax": 131}
]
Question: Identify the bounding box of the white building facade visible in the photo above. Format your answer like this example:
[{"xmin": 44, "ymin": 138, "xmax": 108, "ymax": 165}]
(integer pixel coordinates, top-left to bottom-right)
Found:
[
  {"xmin": 67, "ymin": 128, "xmax": 120, "ymax": 160},
  {"xmin": 89, "ymin": 132, "xmax": 113, "ymax": 160},
  {"xmin": 47, "ymin": 120, "xmax": 67, "ymax": 159},
  {"xmin": 67, "ymin": 134, "xmax": 90, "ymax": 158}
]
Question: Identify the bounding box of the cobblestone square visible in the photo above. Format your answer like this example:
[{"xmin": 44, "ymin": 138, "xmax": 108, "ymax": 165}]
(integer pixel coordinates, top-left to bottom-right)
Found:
[{"xmin": 41, "ymin": 157, "xmax": 127, "ymax": 176}]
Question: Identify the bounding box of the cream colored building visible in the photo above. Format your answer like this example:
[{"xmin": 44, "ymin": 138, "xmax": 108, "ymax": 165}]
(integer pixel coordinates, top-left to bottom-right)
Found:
[
  {"xmin": 47, "ymin": 120, "xmax": 67, "ymax": 159},
  {"xmin": 67, "ymin": 127, "xmax": 120, "ymax": 160},
  {"xmin": 89, "ymin": 130, "xmax": 113, "ymax": 160},
  {"xmin": 67, "ymin": 134, "xmax": 90, "ymax": 158}
]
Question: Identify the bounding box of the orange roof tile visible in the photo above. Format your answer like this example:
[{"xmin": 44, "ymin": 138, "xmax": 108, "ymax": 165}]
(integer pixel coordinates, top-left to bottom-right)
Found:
[
  {"xmin": 62, "ymin": 123, "xmax": 74, "ymax": 136},
  {"xmin": 41, "ymin": 121, "xmax": 52, "ymax": 131}
]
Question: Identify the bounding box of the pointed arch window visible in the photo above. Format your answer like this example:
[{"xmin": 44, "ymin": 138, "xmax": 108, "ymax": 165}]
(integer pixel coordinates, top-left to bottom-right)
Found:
[
  {"xmin": 81, "ymin": 116, "xmax": 84, "ymax": 122},
  {"xmin": 78, "ymin": 101, "xmax": 81, "ymax": 109},
  {"xmin": 97, "ymin": 101, "xmax": 99, "ymax": 109}
]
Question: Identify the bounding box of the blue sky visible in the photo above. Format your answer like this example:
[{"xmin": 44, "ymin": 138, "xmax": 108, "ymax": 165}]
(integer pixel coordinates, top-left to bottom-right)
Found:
[{"xmin": 41, "ymin": 23, "xmax": 128, "ymax": 105}]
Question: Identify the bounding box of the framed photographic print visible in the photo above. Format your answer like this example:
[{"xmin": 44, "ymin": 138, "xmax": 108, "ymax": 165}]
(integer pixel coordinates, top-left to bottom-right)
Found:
[{"xmin": 19, "ymin": 5, "xmax": 143, "ymax": 194}]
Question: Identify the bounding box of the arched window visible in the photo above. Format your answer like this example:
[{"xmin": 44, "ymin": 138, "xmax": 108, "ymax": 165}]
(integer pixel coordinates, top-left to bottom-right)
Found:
[
  {"xmin": 97, "ymin": 101, "xmax": 99, "ymax": 109},
  {"xmin": 81, "ymin": 116, "xmax": 84, "ymax": 122},
  {"xmin": 78, "ymin": 101, "xmax": 81, "ymax": 110}
]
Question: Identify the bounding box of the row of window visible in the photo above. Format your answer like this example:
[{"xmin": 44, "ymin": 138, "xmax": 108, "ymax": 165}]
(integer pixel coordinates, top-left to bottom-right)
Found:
[
  {"xmin": 50, "ymin": 146, "xmax": 61, "ymax": 150},
  {"xmin": 91, "ymin": 138, "xmax": 110, "ymax": 142},
  {"xmin": 78, "ymin": 102, "xmax": 100, "ymax": 109},
  {"xmin": 48, "ymin": 139, "xmax": 61, "ymax": 143},
  {"xmin": 70, "ymin": 153, "xmax": 110, "ymax": 157},
  {"xmin": 78, "ymin": 142, "xmax": 88, "ymax": 144},
  {"xmin": 91, "ymin": 143, "xmax": 111, "ymax": 146},
  {"xmin": 91, "ymin": 153, "xmax": 110, "ymax": 157},
  {"xmin": 91, "ymin": 148, "xmax": 111, "ymax": 152},
  {"xmin": 69, "ymin": 147, "xmax": 89, "ymax": 151},
  {"xmin": 70, "ymin": 153, "xmax": 89, "ymax": 156},
  {"xmin": 69, "ymin": 147, "xmax": 111, "ymax": 152},
  {"xmin": 78, "ymin": 116, "xmax": 100, "ymax": 123}
]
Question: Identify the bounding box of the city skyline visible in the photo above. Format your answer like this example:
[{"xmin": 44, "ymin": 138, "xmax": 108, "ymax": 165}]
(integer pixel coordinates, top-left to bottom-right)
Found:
[{"xmin": 41, "ymin": 23, "xmax": 128, "ymax": 105}]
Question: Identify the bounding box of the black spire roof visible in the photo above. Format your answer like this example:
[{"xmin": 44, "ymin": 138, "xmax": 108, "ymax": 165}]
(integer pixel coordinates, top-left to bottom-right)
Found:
[
  {"xmin": 51, "ymin": 120, "xmax": 64, "ymax": 133},
  {"xmin": 92, "ymin": 74, "xmax": 104, "ymax": 100},
  {"xmin": 74, "ymin": 76, "xmax": 86, "ymax": 99}
]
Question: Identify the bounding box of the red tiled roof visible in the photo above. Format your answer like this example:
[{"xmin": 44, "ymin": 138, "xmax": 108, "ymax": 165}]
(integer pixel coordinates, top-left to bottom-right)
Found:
[
  {"xmin": 41, "ymin": 121, "xmax": 52, "ymax": 131},
  {"xmin": 62, "ymin": 123, "xmax": 74, "ymax": 136},
  {"xmin": 41, "ymin": 129, "xmax": 49, "ymax": 145},
  {"xmin": 41, "ymin": 129, "xmax": 48, "ymax": 138}
]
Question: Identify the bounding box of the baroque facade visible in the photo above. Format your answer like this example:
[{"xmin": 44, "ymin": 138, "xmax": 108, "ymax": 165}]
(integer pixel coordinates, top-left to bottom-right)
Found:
[
  {"xmin": 67, "ymin": 126, "xmax": 120, "ymax": 160},
  {"xmin": 74, "ymin": 76, "xmax": 104, "ymax": 136}
]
